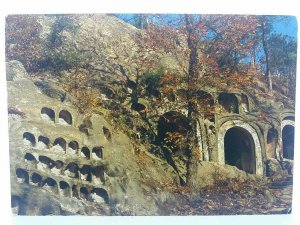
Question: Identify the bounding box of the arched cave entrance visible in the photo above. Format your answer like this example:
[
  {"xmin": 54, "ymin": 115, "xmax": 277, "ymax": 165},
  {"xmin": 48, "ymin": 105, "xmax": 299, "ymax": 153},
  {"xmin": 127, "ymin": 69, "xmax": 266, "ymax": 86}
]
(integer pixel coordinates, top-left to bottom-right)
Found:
[
  {"xmin": 68, "ymin": 141, "xmax": 79, "ymax": 155},
  {"xmin": 30, "ymin": 173, "xmax": 42, "ymax": 186},
  {"xmin": 41, "ymin": 107, "xmax": 55, "ymax": 123},
  {"xmin": 282, "ymin": 125, "xmax": 295, "ymax": 160},
  {"xmin": 81, "ymin": 147, "xmax": 90, "ymax": 159},
  {"xmin": 65, "ymin": 162, "xmax": 79, "ymax": 178},
  {"xmin": 92, "ymin": 166, "xmax": 105, "ymax": 185},
  {"xmin": 80, "ymin": 165, "xmax": 92, "ymax": 182},
  {"xmin": 266, "ymin": 128, "xmax": 278, "ymax": 158},
  {"xmin": 37, "ymin": 136, "xmax": 50, "ymax": 150},
  {"xmin": 16, "ymin": 168, "xmax": 29, "ymax": 184},
  {"xmin": 59, "ymin": 181, "xmax": 70, "ymax": 197},
  {"xmin": 218, "ymin": 93, "xmax": 239, "ymax": 114},
  {"xmin": 38, "ymin": 155, "xmax": 53, "ymax": 170},
  {"xmin": 224, "ymin": 127, "xmax": 256, "ymax": 174},
  {"xmin": 50, "ymin": 160, "xmax": 64, "ymax": 175},
  {"xmin": 43, "ymin": 177, "xmax": 57, "ymax": 192},
  {"xmin": 91, "ymin": 188, "xmax": 109, "ymax": 204},
  {"xmin": 92, "ymin": 147, "xmax": 103, "ymax": 160},
  {"xmin": 53, "ymin": 138, "xmax": 67, "ymax": 153},
  {"xmin": 157, "ymin": 111, "xmax": 190, "ymax": 155},
  {"xmin": 24, "ymin": 153, "xmax": 37, "ymax": 167},
  {"xmin": 58, "ymin": 110, "xmax": 72, "ymax": 125},
  {"xmin": 23, "ymin": 132, "xmax": 36, "ymax": 147}
]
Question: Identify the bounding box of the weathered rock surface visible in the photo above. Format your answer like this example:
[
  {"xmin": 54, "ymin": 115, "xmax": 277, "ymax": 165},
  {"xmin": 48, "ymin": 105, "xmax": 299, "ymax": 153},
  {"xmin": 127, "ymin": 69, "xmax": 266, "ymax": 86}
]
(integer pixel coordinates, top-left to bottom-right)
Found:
[
  {"xmin": 7, "ymin": 62, "xmax": 176, "ymax": 215},
  {"xmin": 266, "ymin": 158, "xmax": 288, "ymax": 181},
  {"xmin": 6, "ymin": 60, "xmax": 28, "ymax": 81},
  {"xmin": 6, "ymin": 14, "xmax": 295, "ymax": 216}
]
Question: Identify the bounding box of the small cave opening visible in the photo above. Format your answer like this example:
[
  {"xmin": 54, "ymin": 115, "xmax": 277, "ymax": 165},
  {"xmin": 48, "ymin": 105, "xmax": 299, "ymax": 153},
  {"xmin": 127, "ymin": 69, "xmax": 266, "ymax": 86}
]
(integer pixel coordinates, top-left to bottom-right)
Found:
[
  {"xmin": 37, "ymin": 136, "xmax": 50, "ymax": 150},
  {"xmin": 38, "ymin": 155, "xmax": 53, "ymax": 169},
  {"xmin": 54, "ymin": 160, "xmax": 64, "ymax": 169},
  {"xmin": 80, "ymin": 165, "xmax": 92, "ymax": 182},
  {"xmin": 92, "ymin": 166, "xmax": 105, "ymax": 184},
  {"xmin": 91, "ymin": 188, "xmax": 109, "ymax": 204},
  {"xmin": 241, "ymin": 94, "xmax": 250, "ymax": 113},
  {"xmin": 59, "ymin": 181, "xmax": 70, "ymax": 197},
  {"xmin": 16, "ymin": 168, "xmax": 29, "ymax": 184},
  {"xmin": 65, "ymin": 162, "xmax": 79, "ymax": 178},
  {"xmin": 266, "ymin": 128, "xmax": 278, "ymax": 158},
  {"xmin": 92, "ymin": 147, "xmax": 103, "ymax": 160},
  {"xmin": 224, "ymin": 127, "xmax": 256, "ymax": 174},
  {"xmin": 218, "ymin": 93, "xmax": 239, "ymax": 114},
  {"xmin": 68, "ymin": 141, "xmax": 79, "ymax": 154},
  {"xmin": 282, "ymin": 125, "xmax": 295, "ymax": 160},
  {"xmin": 157, "ymin": 111, "xmax": 190, "ymax": 155},
  {"xmin": 43, "ymin": 177, "xmax": 57, "ymax": 189},
  {"xmin": 59, "ymin": 181, "xmax": 70, "ymax": 190},
  {"xmin": 103, "ymin": 126, "xmax": 112, "ymax": 142},
  {"xmin": 81, "ymin": 147, "xmax": 90, "ymax": 159},
  {"xmin": 58, "ymin": 110, "xmax": 72, "ymax": 125},
  {"xmin": 50, "ymin": 160, "xmax": 64, "ymax": 175},
  {"xmin": 41, "ymin": 107, "xmax": 55, "ymax": 123},
  {"xmin": 31, "ymin": 173, "xmax": 42, "ymax": 186},
  {"xmin": 23, "ymin": 132, "xmax": 36, "ymax": 147},
  {"xmin": 24, "ymin": 153, "xmax": 37, "ymax": 163},
  {"xmin": 53, "ymin": 138, "xmax": 67, "ymax": 152},
  {"xmin": 80, "ymin": 187, "xmax": 89, "ymax": 200}
]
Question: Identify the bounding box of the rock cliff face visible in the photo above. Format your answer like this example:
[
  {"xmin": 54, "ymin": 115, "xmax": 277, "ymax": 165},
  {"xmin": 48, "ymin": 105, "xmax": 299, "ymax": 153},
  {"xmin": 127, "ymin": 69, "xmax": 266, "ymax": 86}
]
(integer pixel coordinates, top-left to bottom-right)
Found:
[
  {"xmin": 7, "ymin": 14, "xmax": 295, "ymax": 215},
  {"xmin": 7, "ymin": 61, "xmax": 179, "ymax": 215}
]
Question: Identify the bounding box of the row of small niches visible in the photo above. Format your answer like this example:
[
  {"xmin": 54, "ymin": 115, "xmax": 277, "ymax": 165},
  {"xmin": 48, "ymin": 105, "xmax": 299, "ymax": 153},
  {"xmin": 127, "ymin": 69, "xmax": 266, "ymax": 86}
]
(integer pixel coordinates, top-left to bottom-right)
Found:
[
  {"xmin": 23, "ymin": 132, "xmax": 103, "ymax": 160},
  {"xmin": 23, "ymin": 153, "xmax": 106, "ymax": 184},
  {"xmin": 15, "ymin": 167, "xmax": 109, "ymax": 204}
]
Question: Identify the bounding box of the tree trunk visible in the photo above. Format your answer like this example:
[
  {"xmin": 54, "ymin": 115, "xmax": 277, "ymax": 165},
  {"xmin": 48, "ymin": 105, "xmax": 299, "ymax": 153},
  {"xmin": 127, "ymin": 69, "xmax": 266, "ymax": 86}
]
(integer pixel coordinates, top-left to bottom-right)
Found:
[
  {"xmin": 184, "ymin": 15, "xmax": 200, "ymax": 188},
  {"xmin": 262, "ymin": 22, "xmax": 273, "ymax": 90}
]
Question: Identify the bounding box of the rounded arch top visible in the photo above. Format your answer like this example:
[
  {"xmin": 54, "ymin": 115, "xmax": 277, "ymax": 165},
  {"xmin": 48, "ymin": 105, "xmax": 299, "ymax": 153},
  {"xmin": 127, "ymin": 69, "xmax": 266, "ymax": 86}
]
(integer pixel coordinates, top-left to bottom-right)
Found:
[
  {"xmin": 218, "ymin": 92, "xmax": 239, "ymax": 114},
  {"xmin": 59, "ymin": 110, "xmax": 73, "ymax": 125},
  {"xmin": 281, "ymin": 119, "xmax": 295, "ymax": 130},
  {"xmin": 217, "ymin": 120, "xmax": 263, "ymax": 175}
]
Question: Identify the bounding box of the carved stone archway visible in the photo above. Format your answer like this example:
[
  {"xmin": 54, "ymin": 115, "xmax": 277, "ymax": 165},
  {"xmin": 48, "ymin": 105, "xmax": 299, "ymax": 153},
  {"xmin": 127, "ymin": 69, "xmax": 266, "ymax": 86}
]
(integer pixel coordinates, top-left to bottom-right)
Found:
[{"xmin": 217, "ymin": 120, "xmax": 263, "ymax": 175}]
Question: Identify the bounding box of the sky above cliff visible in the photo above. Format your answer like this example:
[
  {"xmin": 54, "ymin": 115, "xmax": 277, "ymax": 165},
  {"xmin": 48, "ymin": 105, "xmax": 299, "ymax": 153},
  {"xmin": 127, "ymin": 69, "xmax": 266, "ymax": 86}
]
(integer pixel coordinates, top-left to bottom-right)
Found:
[{"xmin": 273, "ymin": 16, "xmax": 297, "ymax": 38}]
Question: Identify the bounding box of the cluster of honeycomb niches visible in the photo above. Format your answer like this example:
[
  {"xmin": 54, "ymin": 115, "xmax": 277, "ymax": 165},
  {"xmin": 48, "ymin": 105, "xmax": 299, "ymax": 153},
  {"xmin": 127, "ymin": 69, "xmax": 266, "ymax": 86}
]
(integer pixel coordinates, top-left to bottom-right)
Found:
[
  {"xmin": 22, "ymin": 151, "xmax": 106, "ymax": 184},
  {"xmin": 23, "ymin": 132, "xmax": 104, "ymax": 160},
  {"xmin": 15, "ymin": 167, "xmax": 109, "ymax": 204}
]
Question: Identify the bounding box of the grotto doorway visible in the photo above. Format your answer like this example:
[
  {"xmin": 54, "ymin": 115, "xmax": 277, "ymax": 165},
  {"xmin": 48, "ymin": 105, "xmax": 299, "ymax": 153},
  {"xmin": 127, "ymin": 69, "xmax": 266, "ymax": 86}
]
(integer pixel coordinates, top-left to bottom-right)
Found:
[
  {"xmin": 224, "ymin": 127, "xmax": 256, "ymax": 174},
  {"xmin": 282, "ymin": 125, "xmax": 295, "ymax": 160},
  {"xmin": 218, "ymin": 93, "xmax": 239, "ymax": 114}
]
